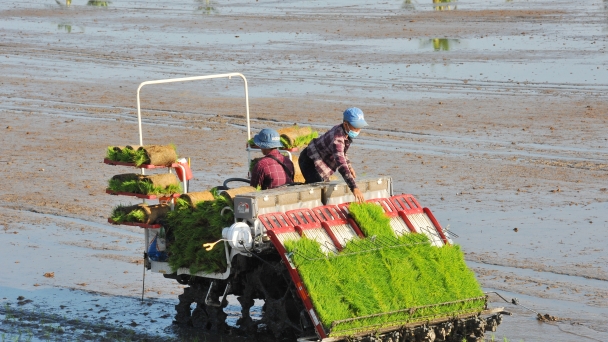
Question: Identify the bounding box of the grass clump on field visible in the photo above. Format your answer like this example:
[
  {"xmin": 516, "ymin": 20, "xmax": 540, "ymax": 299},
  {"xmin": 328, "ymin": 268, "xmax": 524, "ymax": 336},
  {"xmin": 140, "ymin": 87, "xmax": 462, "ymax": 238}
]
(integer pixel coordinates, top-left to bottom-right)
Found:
[
  {"xmin": 165, "ymin": 189, "xmax": 234, "ymax": 274},
  {"xmin": 283, "ymin": 202, "xmax": 485, "ymax": 336}
]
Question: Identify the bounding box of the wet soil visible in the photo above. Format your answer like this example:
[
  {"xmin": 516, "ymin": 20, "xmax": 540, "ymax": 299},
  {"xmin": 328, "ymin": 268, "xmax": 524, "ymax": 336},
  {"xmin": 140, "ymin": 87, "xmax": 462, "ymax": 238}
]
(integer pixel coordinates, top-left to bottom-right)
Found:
[{"xmin": 1, "ymin": 0, "xmax": 608, "ymax": 341}]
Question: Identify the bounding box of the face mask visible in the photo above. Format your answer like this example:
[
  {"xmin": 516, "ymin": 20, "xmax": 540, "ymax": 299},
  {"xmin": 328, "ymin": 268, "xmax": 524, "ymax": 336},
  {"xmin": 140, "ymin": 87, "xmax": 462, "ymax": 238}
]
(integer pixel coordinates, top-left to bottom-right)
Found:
[{"xmin": 347, "ymin": 130, "xmax": 359, "ymax": 139}]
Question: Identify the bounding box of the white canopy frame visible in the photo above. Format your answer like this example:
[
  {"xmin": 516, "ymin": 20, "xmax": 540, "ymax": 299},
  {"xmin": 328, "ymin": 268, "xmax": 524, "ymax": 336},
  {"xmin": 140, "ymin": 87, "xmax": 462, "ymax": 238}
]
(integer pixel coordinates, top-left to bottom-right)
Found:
[{"xmin": 136, "ymin": 72, "xmax": 251, "ymax": 146}]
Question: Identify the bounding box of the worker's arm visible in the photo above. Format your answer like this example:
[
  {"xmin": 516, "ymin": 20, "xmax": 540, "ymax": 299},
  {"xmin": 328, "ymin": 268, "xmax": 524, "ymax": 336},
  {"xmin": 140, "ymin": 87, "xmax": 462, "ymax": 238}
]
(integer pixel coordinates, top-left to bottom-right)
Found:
[{"xmin": 332, "ymin": 136, "xmax": 363, "ymax": 202}]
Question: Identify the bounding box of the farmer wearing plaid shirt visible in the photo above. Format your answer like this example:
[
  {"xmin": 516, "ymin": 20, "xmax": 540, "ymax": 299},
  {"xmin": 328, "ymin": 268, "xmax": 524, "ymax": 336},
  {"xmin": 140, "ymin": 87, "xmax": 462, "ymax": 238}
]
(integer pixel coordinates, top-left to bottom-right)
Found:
[
  {"xmin": 250, "ymin": 128, "xmax": 295, "ymax": 190},
  {"xmin": 299, "ymin": 107, "xmax": 368, "ymax": 203}
]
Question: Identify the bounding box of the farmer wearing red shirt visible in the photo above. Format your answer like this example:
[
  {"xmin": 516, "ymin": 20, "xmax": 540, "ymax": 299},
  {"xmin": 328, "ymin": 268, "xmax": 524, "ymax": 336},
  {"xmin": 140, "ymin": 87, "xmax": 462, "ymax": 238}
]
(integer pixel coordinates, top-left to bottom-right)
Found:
[
  {"xmin": 250, "ymin": 128, "xmax": 295, "ymax": 190},
  {"xmin": 298, "ymin": 107, "xmax": 368, "ymax": 203}
]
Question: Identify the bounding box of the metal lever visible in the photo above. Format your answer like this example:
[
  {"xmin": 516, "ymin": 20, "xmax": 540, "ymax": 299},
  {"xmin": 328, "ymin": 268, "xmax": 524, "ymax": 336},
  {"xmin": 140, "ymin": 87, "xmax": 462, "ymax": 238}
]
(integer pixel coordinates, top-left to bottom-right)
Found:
[
  {"xmin": 205, "ymin": 281, "xmax": 231, "ymax": 307},
  {"xmin": 202, "ymin": 239, "xmax": 225, "ymax": 251}
]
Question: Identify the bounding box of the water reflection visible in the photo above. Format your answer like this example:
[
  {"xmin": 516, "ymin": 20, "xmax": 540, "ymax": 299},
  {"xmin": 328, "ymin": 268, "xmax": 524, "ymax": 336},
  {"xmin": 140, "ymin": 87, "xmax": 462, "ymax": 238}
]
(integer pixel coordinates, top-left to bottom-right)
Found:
[
  {"xmin": 55, "ymin": 0, "xmax": 71, "ymax": 7},
  {"xmin": 420, "ymin": 38, "xmax": 460, "ymax": 51},
  {"xmin": 88, "ymin": 1, "xmax": 110, "ymax": 6},
  {"xmin": 195, "ymin": 0, "xmax": 218, "ymax": 14},
  {"xmin": 58, "ymin": 23, "xmax": 72, "ymax": 32},
  {"xmin": 57, "ymin": 23, "xmax": 84, "ymax": 33},
  {"xmin": 402, "ymin": 0, "xmax": 417, "ymax": 10},
  {"xmin": 433, "ymin": 0, "xmax": 456, "ymax": 11},
  {"xmin": 402, "ymin": 0, "xmax": 456, "ymax": 11},
  {"xmin": 605, "ymin": 0, "xmax": 608, "ymax": 31}
]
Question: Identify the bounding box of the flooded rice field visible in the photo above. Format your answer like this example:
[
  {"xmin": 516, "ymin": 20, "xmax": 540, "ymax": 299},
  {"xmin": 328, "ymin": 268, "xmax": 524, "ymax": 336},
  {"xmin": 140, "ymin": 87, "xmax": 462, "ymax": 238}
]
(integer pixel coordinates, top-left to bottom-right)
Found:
[{"xmin": 1, "ymin": 0, "xmax": 608, "ymax": 341}]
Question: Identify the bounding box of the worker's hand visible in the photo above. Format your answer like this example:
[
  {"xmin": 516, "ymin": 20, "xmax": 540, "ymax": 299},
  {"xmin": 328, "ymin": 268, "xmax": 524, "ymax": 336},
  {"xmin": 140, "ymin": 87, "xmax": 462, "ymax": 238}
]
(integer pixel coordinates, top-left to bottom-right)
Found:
[
  {"xmin": 353, "ymin": 188, "xmax": 364, "ymax": 203},
  {"xmin": 349, "ymin": 166, "xmax": 356, "ymax": 179}
]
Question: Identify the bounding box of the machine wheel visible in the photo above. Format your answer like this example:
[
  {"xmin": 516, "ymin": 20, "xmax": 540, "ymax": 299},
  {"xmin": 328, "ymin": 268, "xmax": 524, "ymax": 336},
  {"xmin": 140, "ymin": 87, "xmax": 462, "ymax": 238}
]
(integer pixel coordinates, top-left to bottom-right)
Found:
[
  {"xmin": 233, "ymin": 260, "xmax": 313, "ymax": 339},
  {"xmin": 174, "ymin": 280, "xmax": 228, "ymax": 333}
]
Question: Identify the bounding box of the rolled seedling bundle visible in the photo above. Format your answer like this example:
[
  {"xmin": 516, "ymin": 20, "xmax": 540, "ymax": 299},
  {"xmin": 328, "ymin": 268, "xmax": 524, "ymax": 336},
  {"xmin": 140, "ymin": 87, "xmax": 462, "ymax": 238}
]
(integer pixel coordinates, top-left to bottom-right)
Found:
[
  {"xmin": 221, "ymin": 186, "xmax": 257, "ymax": 201},
  {"xmin": 141, "ymin": 145, "xmax": 177, "ymax": 166},
  {"xmin": 110, "ymin": 203, "xmax": 170, "ymax": 224},
  {"xmin": 112, "ymin": 145, "xmax": 142, "ymax": 153},
  {"xmin": 180, "ymin": 191, "xmax": 215, "ymax": 208},
  {"xmin": 108, "ymin": 173, "xmax": 141, "ymax": 194},
  {"xmin": 139, "ymin": 203, "xmax": 171, "ymax": 224},
  {"xmin": 105, "ymin": 144, "xmax": 176, "ymax": 166},
  {"xmin": 278, "ymin": 126, "xmax": 311, "ymax": 146},
  {"xmin": 140, "ymin": 173, "xmax": 179, "ymax": 189},
  {"xmin": 108, "ymin": 173, "xmax": 181, "ymax": 195},
  {"xmin": 111, "ymin": 173, "xmax": 140, "ymax": 182},
  {"xmin": 277, "ymin": 126, "xmax": 318, "ymax": 148},
  {"xmin": 106, "ymin": 145, "xmax": 143, "ymax": 163},
  {"xmin": 110, "ymin": 204, "xmax": 141, "ymax": 223}
]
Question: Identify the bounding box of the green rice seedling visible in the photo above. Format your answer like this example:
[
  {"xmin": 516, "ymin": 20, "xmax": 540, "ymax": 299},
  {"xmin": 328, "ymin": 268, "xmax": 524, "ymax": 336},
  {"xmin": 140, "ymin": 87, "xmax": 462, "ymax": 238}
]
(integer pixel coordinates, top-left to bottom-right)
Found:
[
  {"xmin": 120, "ymin": 180, "xmax": 141, "ymax": 193},
  {"xmin": 164, "ymin": 184, "xmax": 182, "ymax": 194},
  {"xmin": 107, "ymin": 178, "xmax": 136, "ymax": 193},
  {"xmin": 110, "ymin": 204, "xmax": 130, "ymax": 223},
  {"xmin": 106, "ymin": 145, "xmax": 178, "ymax": 166},
  {"xmin": 117, "ymin": 147, "xmax": 137, "ymax": 162},
  {"xmin": 290, "ymin": 130, "xmax": 318, "ymax": 148},
  {"xmin": 249, "ymin": 157, "xmax": 262, "ymax": 172},
  {"xmin": 348, "ymin": 202, "xmax": 393, "ymax": 238},
  {"xmin": 107, "ymin": 179, "xmax": 139, "ymax": 193},
  {"xmin": 280, "ymin": 136, "xmax": 290, "ymax": 148},
  {"xmin": 108, "ymin": 177, "xmax": 182, "ymax": 195},
  {"xmin": 284, "ymin": 204, "xmax": 485, "ymax": 336},
  {"xmin": 247, "ymin": 127, "xmax": 318, "ymax": 149},
  {"xmin": 131, "ymin": 148, "xmax": 149, "ymax": 167},
  {"xmin": 125, "ymin": 209, "xmax": 146, "ymax": 223},
  {"xmin": 107, "ymin": 178, "xmax": 124, "ymax": 192},
  {"xmin": 166, "ymin": 189, "xmax": 234, "ymax": 274},
  {"xmin": 106, "ymin": 146, "xmax": 118, "ymax": 161},
  {"xmin": 169, "ymin": 142, "xmax": 178, "ymax": 157},
  {"xmin": 136, "ymin": 182, "xmax": 182, "ymax": 195},
  {"xmin": 175, "ymin": 197, "xmax": 191, "ymax": 210}
]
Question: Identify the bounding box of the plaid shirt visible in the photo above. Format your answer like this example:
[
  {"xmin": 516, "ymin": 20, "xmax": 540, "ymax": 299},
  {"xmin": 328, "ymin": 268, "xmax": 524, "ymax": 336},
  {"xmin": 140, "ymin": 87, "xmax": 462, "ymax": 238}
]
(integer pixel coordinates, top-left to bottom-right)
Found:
[
  {"xmin": 305, "ymin": 123, "xmax": 356, "ymax": 191},
  {"xmin": 250, "ymin": 149, "xmax": 295, "ymax": 190}
]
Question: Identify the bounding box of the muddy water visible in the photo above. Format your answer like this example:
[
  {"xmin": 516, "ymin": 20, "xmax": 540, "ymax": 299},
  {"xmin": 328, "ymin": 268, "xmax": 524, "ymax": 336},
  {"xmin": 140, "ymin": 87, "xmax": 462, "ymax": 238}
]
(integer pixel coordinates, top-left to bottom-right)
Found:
[{"xmin": 1, "ymin": 0, "xmax": 608, "ymax": 341}]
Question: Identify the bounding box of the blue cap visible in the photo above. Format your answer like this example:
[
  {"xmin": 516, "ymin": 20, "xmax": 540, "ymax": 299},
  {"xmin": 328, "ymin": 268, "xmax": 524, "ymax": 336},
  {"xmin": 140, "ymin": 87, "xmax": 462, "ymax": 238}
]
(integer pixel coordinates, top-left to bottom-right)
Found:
[
  {"xmin": 343, "ymin": 107, "xmax": 368, "ymax": 129},
  {"xmin": 253, "ymin": 128, "xmax": 283, "ymax": 149}
]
